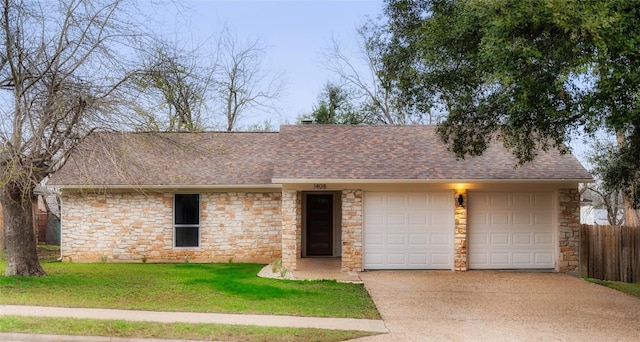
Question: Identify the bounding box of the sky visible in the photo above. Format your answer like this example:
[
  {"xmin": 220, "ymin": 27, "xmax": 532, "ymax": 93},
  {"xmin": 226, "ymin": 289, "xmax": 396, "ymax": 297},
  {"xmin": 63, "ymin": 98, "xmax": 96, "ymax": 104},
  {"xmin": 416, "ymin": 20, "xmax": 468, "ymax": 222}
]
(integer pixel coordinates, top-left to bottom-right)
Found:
[{"xmin": 145, "ymin": 0, "xmax": 385, "ymax": 128}]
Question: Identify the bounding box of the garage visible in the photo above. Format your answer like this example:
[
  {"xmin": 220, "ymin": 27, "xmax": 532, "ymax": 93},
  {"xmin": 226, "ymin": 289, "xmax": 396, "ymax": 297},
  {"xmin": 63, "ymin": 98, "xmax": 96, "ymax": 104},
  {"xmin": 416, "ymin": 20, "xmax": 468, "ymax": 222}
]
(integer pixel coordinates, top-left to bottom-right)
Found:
[
  {"xmin": 468, "ymin": 191, "xmax": 555, "ymax": 269},
  {"xmin": 363, "ymin": 192, "xmax": 454, "ymax": 269}
]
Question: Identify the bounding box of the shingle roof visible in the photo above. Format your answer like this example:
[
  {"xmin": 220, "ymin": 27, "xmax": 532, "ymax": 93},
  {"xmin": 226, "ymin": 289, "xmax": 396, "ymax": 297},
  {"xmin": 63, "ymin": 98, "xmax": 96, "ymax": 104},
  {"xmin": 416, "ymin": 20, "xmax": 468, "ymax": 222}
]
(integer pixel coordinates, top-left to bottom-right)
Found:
[
  {"xmin": 49, "ymin": 125, "xmax": 592, "ymax": 188},
  {"xmin": 272, "ymin": 125, "xmax": 592, "ymax": 181},
  {"xmin": 49, "ymin": 131, "xmax": 279, "ymax": 187}
]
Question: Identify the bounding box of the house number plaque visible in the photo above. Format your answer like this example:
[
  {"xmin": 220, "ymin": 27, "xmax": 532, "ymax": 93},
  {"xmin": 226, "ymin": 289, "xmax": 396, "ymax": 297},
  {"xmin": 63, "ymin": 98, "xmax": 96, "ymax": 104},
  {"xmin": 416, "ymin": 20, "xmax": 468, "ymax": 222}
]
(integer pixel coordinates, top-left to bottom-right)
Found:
[{"xmin": 313, "ymin": 183, "xmax": 327, "ymax": 190}]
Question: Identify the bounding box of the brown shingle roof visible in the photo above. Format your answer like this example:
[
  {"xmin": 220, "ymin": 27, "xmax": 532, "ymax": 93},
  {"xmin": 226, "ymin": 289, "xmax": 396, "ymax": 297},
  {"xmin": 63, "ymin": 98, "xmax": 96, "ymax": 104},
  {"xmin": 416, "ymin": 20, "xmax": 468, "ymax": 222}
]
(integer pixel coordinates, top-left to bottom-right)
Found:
[
  {"xmin": 49, "ymin": 131, "xmax": 278, "ymax": 187},
  {"xmin": 50, "ymin": 125, "xmax": 592, "ymax": 188},
  {"xmin": 272, "ymin": 125, "xmax": 592, "ymax": 181}
]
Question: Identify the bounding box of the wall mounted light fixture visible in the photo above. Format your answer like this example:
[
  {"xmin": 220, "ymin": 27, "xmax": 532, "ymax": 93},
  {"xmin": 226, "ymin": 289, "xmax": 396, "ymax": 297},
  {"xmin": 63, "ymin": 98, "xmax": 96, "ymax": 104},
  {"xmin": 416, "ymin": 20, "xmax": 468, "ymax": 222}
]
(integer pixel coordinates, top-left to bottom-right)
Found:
[{"xmin": 457, "ymin": 194, "xmax": 464, "ymax": 206}]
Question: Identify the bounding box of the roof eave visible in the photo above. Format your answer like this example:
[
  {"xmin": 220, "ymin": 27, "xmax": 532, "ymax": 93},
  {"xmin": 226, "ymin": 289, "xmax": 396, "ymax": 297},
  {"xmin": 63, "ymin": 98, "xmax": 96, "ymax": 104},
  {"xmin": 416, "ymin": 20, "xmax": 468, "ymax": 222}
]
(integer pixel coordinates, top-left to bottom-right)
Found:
[
  {"xmin": 272, "ymin": 178, "xmax": 594, "ymax": 184},
  {"xmin": 52, "ymin": 183, "xmax": 282, "ymax": 190}
]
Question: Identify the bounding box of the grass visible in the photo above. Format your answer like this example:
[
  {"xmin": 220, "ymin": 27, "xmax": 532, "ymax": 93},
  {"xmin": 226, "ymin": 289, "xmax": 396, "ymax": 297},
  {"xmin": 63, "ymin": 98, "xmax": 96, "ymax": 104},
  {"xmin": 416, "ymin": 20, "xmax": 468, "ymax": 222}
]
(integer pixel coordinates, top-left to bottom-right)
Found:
[
  {"xmin": 586, "ymin": 278, "xmax": 640, "ymax": 298},
  {"xmin": 0, "ymin": 261, "xmax": 380, "ymax": 319},
  {"xmin": 0, "ymin": 316, "xmax": 378, "ymax": 342}
]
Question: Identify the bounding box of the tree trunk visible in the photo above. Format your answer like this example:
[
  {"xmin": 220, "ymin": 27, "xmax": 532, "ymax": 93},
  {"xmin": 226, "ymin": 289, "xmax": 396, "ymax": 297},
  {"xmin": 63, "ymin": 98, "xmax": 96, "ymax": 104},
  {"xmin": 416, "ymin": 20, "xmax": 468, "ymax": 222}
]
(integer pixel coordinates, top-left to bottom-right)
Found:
[
  {"xmin": 1, "ymin": 185, "xmax": 46, "ymax": 277},
  {"xmin": 616, "ymin": 130, "xmax": 640, "ymax": 227},
  {"xmin": 0, "ymin": 202, "xmax": 5, "ymax": 252},
  {"xmin": 623, "ymin": 196, "xmax": 640, "ymax": 227}
]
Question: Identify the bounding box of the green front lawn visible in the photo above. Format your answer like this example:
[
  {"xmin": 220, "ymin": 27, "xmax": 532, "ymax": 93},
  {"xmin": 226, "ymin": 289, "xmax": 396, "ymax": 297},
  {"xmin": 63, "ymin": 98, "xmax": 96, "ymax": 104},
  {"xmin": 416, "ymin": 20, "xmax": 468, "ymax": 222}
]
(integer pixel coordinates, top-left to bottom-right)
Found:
[
  {"xmin": 0, "ymin": 316, "xmax": 378, "ymax": 342},
  {"xmin": 0, "ymin": 262, "xmax": 380, "ymax": 319},
  {"xmin": 586, "ymin": 278, "xmax": 640, "ymax": 298}
]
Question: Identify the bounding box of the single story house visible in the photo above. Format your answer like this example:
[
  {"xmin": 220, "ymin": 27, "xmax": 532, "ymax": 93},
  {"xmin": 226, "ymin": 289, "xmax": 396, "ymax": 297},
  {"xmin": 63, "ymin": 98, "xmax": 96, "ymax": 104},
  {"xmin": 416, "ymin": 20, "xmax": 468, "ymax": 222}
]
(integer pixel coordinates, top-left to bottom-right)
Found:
[{"xmin": 48, "ymin": 125, "xmax": 592, "ymax": 273}]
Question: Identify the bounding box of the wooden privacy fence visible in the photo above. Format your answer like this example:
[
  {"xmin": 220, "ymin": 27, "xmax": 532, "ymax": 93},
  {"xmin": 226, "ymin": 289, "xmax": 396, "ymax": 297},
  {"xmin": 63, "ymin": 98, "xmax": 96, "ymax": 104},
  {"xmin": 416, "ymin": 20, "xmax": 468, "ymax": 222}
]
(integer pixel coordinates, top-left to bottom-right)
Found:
[{"xmin": 581, "ymin": 224, "xmax": 640, "ymax": 283}]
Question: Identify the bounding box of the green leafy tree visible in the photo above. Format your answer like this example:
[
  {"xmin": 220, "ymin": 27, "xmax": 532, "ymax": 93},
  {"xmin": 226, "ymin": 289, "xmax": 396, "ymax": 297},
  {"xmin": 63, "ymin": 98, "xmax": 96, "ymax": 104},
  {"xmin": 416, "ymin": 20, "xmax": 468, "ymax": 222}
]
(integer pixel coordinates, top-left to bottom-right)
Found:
[
  {"xmin": 584, "ymin": 138, "xmax": 629, "ymax": 225},
  {"xmin": 304, "ymin": 82, "xmax": 369, "ymax": 124},
  {"xmin": 376, "ymin": 0, "xmax": 640, "ymax": 224}
]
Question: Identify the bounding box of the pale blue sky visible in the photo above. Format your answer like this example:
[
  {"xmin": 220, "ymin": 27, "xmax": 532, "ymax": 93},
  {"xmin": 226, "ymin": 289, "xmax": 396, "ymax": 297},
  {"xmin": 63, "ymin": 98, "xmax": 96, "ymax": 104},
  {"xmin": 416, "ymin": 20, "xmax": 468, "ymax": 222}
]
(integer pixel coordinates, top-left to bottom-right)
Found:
[{"xmin": 146, "ymin": 0, "xmax": 384, "ymax": 128}]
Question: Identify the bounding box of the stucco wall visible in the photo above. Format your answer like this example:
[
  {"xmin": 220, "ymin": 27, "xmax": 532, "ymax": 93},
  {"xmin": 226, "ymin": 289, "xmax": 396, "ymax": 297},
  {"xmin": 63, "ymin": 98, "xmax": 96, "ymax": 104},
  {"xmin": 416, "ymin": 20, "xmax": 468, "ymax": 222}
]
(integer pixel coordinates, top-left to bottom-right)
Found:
[{"xmin": 60, "ymin": 191, "xmax": 282, "ymax": 263}]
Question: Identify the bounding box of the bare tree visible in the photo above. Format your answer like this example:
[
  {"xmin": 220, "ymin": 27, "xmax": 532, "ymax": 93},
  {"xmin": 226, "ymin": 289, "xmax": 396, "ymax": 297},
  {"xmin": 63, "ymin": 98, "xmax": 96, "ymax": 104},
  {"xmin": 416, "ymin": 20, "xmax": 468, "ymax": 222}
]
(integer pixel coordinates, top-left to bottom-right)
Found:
[
  {"xmin": 324, "ymin": 25, "xmax": 442, "ymax": 125},
  {"xmin": 0, "ymin": 0, "xmax": 146, "ymax": 276},
  {"xmin": 133, "ymin": 41, "xmax": 214, "ymax": 132},
  {"xmin": 213, "ymin": 28, "xmax": 285, "ymax": 131}
]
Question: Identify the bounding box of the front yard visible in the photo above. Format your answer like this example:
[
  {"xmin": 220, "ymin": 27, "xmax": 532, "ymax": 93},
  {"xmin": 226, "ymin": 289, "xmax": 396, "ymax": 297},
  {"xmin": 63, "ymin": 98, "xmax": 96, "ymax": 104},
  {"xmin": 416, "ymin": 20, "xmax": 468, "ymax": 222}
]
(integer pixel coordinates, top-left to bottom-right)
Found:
[
  {"xmin": 0, "ymin": 261, "xmax": 379, "ymax": 319},
  {"xmin": 0, "ymin": 260, "xmax": 381, "ymax": 341}
]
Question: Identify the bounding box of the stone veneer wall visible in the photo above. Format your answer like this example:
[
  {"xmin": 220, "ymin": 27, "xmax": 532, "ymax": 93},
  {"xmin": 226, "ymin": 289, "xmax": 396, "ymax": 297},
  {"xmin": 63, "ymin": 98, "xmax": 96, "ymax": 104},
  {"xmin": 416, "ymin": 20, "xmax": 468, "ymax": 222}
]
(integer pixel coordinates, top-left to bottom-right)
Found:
[
  {"xmin": 280, "ymin": 189, "xmax": 301, "ymax": 270},
  {"xmin": 61, "ymin": 191, "xmax": 282, "ymax": 263},
  {"xmin": 341, "ymin": 189, "xmax": 363, "ymax": 272},
  {"xmin": 454, "ymin": 191, "xmax": 467, "ymax": 271},
  {"xmin": 558, "ymin": 188, "xmax": 580, "ymax": 273}
]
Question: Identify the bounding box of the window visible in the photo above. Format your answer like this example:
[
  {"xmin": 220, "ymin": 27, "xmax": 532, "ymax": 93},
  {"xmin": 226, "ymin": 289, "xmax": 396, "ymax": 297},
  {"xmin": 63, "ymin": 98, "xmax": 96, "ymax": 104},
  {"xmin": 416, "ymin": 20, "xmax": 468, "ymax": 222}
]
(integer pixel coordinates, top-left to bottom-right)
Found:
[{"xmin": 174, "ymin": 194, "xmax": 200, "ymax": 247}]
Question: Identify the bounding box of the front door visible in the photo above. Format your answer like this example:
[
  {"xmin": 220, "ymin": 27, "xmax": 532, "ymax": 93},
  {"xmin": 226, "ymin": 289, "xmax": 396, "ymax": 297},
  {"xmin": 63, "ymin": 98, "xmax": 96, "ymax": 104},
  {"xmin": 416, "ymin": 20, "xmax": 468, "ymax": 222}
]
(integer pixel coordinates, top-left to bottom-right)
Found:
[{"xmin": 306, "ymin": 194, "xmax": 333, "ymax": 256}]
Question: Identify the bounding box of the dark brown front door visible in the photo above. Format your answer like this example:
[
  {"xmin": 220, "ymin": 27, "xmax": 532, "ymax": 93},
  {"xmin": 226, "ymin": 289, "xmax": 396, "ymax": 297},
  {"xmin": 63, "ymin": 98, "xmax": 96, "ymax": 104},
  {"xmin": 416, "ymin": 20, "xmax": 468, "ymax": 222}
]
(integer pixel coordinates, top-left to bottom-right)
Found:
[{"xmin": 306, "ymin": 194, "xmax": 333, "ymax": 256}]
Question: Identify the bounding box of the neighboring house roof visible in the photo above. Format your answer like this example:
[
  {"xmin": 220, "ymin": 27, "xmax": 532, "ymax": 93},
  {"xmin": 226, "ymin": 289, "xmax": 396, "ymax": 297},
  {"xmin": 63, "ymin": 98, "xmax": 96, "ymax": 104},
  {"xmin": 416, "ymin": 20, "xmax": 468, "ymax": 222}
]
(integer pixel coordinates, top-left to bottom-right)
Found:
[
  {"xmin": 273, "ymin": 125, "xmax": 592, "ymax": 182},
  {"xmin": 49, "ymin": 125, "xmax": 592, "ymax": 188},
  {"xmin": 48, "ymin": 132, "xmax": 279, "ymax": 187}
]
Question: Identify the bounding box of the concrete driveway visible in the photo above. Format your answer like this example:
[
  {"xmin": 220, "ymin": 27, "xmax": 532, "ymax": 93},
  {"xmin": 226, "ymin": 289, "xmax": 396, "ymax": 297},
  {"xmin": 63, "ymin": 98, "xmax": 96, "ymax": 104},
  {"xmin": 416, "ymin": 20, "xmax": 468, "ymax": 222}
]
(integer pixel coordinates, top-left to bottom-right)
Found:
[{"xmin": 356, "ymin": 271, "xmax": 640, "ymax": 341}]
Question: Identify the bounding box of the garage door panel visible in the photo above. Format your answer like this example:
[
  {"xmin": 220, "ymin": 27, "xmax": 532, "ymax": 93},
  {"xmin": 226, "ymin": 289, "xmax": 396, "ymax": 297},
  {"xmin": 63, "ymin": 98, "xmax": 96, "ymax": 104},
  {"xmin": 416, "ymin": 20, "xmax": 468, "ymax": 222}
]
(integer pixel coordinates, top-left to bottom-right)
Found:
[
  {"xmin": 535, "ymin": 233, "xmax": 553, "ymax": 245},
  {"xmin": 470, "ymin": 233, "xmax": 488, "ymax": 245},
  {"xmin": 431, "ymin": 233, "xmax": 450, "ymax": 245},
  {"xmin": 430, "ymin": 254, "xmax": 451, "ymax": 265},
  {"xmin": 512, "ymin": 193, "xmax": 533, "ymax": 207},
  {"xmin": 430, "ymin": 212, "xmax": 452, "ymax": 225},
  {"xmin": 491, "ymin": 253, "xmax": 510, "ymax": 265},
  {"xmin": 387, "ymin": 194, "xmax": 408, "ymax": 207},
  {"xmin": 513, "ymin": 253, "xmax": 532, "ymax": 264},
  {"xmin": 470, "ymin": 191, "xmax": 555, "ymax": 269},
  {"xmin": 491, "ymin": 233, "xmax": 509, "ymax": 245},
  {"xmin": 534, "ymin": 193, "xmax": 554, "ymax": 209},
  {"xmin": 535, "ymin": 253, "xmax": 553, "ymax": 264},
  {"xmin": 387, "ymin": 214, "xmax": 406, "ymax": 225},
  {"xmin": 387, "ymin": 234, "xmax": 405, "ymax": 245},
  {"xmin": 489, "ymin": 193, "xmax": 510, "ymax": 207},
  {"xmin": 364, "ymin": 192, "xmax": 453, "ymax": 270},
  {"xmin": 512, "ymin": 233, "xmax": 532, "ymax": 245},
  {"xmin": 408, "ymin": 233, "xmax": 427, "ymax": 245},
  {"xmin": 365, "ymin": 253, "xmax": 383, "ymax": 267},
  {"xmin": 513, "ymin": 212, "xmax": 533, "ymax": 224},
  {"xmin": 408, "ymin": 193, "xmax": 428, "ymax": 208},
  {"xmin": 409, "ymin": 254, "xmax": 427, "ymax": 265},
  {"xmin": 490, "ymin": 213, "xmax": 510, "ymax": 225},
  {"xmin": 387, "ymin": 254, "xmax": 406, "ymax": 265},
  {"xmin": 409, "ymin": 214, "xmax": 428, "ymax": 225},
  {"xmin": 427, "ymin": 193, "xmax": 452, "ymax": 209},
  {"xmin": 365, "ymin": 213, "xmax": 383, "ymax": 225},
  {"xmin": 366, "ymin": 234, "xmax": 384, "ymax": 245},
  {"xmin": 535, "ymin": 212, "xmax": 553, "ymax": 224}
]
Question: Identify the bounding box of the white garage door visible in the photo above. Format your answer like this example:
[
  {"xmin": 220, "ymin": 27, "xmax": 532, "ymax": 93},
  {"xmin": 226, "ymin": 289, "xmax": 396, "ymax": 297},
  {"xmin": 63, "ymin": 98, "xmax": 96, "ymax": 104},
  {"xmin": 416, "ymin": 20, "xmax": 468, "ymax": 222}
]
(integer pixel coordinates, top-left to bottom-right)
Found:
[
  {"xmin": 364, "ymin": 192, "xmax": 454, "ymax": 269},
  {"xmin": 469, "ymin": 192, "xmax": 555, "ymax": 269}
]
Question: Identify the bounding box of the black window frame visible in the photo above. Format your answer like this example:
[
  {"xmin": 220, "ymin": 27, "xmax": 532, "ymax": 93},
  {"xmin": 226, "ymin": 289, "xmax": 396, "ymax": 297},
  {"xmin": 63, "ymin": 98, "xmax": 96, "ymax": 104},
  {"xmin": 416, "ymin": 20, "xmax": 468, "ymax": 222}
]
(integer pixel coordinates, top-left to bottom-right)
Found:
[{"xmin": 174, "ymin": 194, "xmax": 200, "ymax": 248}]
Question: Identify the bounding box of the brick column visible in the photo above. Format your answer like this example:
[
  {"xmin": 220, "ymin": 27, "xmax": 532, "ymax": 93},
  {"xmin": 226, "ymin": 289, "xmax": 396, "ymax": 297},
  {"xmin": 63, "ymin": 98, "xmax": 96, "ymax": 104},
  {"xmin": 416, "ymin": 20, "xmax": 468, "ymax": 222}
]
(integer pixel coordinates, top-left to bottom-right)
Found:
[
  {"xmin": 281, "ymin": 189, "xmax": 301, "ymax": 270},
  {"xmin": 454, "ymin": 191, "xmax": 468, "ymax": 271},
  {"xmin": 341, "ymin": 189, "xmax": 363, "ymax": 272},
  {"xmin": 558, "ymin": 188, "xmax": 580, "ymax": 274}
]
